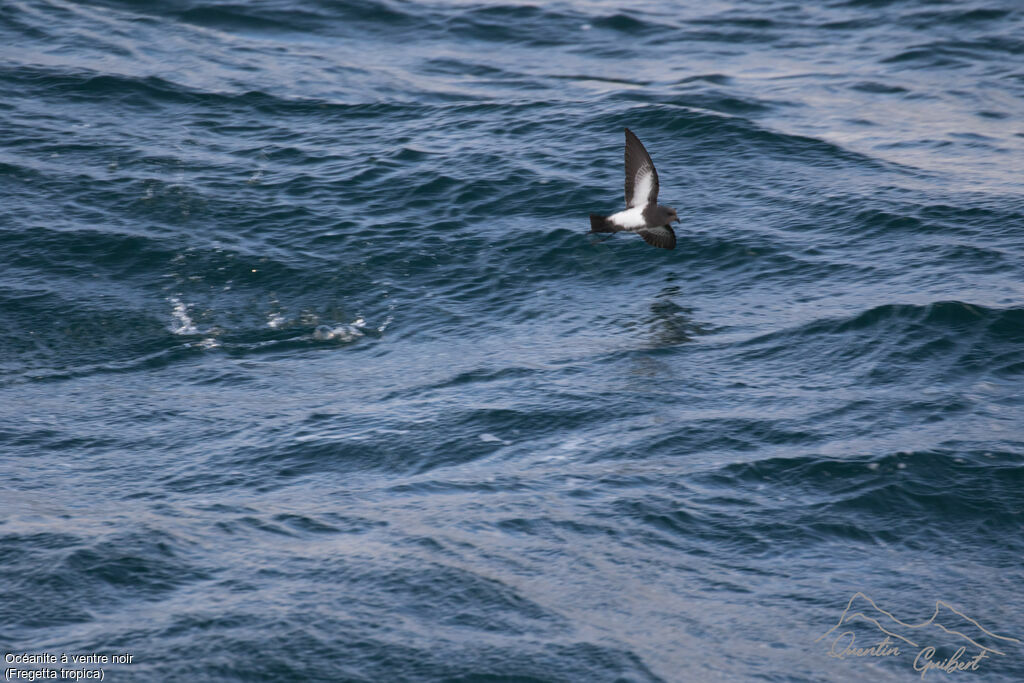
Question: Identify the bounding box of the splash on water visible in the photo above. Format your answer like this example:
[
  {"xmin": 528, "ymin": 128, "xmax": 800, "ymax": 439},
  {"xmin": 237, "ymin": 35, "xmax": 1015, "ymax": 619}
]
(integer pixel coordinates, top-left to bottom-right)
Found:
[{"xmin": 169, "ymin": 298, "xmax": 199, "ymax": 335}]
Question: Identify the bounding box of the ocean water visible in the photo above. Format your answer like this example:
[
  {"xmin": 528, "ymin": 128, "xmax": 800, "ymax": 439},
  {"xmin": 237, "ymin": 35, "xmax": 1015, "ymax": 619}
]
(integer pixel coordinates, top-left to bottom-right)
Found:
[{"xmin": 1, "ymin": 0, "xmax": 1023, "ymax": 680}]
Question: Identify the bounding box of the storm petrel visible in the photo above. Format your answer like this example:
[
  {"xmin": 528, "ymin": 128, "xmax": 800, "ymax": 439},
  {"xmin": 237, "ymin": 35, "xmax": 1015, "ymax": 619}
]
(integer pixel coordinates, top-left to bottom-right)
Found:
[{"xmin": 589, "ymin": 128, "xmax": 678, "ymax": 250}]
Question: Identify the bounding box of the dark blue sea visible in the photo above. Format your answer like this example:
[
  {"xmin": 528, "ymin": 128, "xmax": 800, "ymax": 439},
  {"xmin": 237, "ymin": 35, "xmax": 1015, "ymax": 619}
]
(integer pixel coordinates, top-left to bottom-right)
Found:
[{"xmin": 2, "ymin": 0, "xmax": 1023, "ymax": 680}]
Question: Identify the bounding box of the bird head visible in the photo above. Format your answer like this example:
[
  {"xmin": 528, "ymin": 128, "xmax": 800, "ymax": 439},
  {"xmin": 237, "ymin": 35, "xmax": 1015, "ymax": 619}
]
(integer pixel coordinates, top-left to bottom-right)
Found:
[{"xmin": 668, "ymin": 208, "xmax": 679, "ymax": 223}]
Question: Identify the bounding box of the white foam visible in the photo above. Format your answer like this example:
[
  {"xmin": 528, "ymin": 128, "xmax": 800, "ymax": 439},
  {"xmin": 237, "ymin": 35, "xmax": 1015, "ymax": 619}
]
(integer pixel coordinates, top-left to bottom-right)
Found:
[
  {"xmin": 313, "ymin": 324, "xmax": 364, "ymax": 342},
  {"xmin": 169, "ymin": 298, "xmax": 199, "ymax": 335}
]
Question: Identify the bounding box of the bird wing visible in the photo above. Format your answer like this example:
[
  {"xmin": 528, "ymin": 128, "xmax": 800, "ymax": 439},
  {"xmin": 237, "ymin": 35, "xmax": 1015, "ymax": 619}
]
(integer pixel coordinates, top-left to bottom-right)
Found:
[
  {"xmin": 637, "ymin": 225, "xmax": 676, "ymax": 250},
  {"xmin": 624, "ymin": 128, "xmax": 659, "ymax": 209}
]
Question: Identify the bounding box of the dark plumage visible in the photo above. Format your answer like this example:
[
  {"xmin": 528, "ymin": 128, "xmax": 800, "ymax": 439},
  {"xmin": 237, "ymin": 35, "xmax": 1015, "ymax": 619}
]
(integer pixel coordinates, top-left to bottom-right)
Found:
[{"xmin": 588, "ymin": 128, "xmax": 679, "ymax": 250}]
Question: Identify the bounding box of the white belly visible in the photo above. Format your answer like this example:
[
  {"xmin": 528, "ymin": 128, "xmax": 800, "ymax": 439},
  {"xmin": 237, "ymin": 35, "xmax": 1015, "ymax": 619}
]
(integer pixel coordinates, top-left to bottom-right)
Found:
[{"xmin": 608, "ymin": 206, "xmax": 646, "ymax": 230}]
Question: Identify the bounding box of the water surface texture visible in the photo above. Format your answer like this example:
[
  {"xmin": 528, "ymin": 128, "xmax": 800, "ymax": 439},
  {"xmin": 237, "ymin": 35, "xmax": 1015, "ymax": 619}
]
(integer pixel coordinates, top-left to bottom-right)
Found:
[{"xmin": 2, "ymin": 0, "xmax": 1023, "ymax": 680}]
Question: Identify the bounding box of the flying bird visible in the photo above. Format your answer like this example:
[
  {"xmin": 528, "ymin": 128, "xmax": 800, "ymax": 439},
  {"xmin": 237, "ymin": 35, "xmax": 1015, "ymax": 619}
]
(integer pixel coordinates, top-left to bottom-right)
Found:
[{"xmin": 589, "ymin": 128, "xmax": 678, "ymax": 250}]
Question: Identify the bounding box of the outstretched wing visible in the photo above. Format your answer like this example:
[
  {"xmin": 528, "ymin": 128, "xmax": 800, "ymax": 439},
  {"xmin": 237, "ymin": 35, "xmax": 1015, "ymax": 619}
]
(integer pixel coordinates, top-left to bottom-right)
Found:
[
  {"xmin": 637, "ymin": 225, "xmax": 676, "ymax": 250},
  {"xmin": 624, "ymin": 128, "xmax": 659, "ymax": 209}
]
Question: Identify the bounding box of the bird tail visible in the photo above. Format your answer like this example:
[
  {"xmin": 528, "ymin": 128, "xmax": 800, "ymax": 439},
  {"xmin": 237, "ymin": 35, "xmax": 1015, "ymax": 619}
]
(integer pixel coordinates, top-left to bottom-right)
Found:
[{"xmin": 589, "ymin": 214, "xmax": 615, "ymax": 233}]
